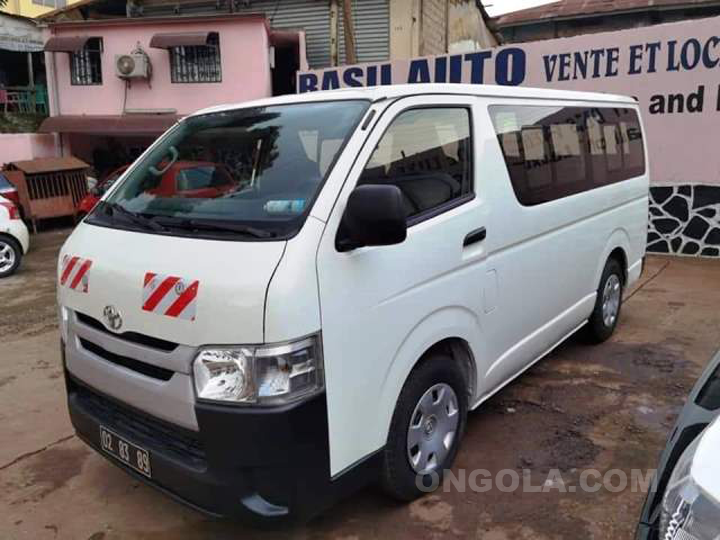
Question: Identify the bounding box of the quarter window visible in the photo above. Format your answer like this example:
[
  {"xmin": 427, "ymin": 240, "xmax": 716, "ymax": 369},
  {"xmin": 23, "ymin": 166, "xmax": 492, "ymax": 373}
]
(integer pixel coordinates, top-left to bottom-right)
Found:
[
  {"xmin": 490, "ymin": 105, "xmax": 645, "ymax": 206},
  {"xmin": 71, "ymin": 37, "xmax": 103, "ymax": 86},
  {"xmin": 358, "ymin": 108, "xmax": 473, "ymax": 221},
  {"xmin": 170, "ymin": 33, "xmax": 221, "ymax": 83}
]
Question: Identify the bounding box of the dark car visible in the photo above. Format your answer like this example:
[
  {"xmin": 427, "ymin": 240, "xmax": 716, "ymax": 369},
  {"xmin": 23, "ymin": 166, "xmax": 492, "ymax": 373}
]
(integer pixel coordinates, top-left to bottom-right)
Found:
[{"xmin": 636, "ymin": 349, "xmax": 720, "ymax": 539}]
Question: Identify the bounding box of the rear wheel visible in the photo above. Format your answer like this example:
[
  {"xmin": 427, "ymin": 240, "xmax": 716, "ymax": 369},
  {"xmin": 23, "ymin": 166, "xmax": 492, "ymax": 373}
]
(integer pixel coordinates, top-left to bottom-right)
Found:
[
  {"xmin": 0, "ymin": 236, "xmax": 22, "ymax": 278},
  {"xmin": 381, "ymin": 354, "xmax": 468, "ymax": 501},
  {"xmin": 585, "ymin": 258, "xmax": 624, "ymax": 343}
]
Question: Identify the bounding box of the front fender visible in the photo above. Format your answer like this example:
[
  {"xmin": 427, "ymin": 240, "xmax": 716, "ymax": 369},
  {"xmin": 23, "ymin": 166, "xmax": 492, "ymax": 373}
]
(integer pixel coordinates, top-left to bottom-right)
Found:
[{"xmin": 375, "ymin": 306, "xmax": 484, "ymax": 448}]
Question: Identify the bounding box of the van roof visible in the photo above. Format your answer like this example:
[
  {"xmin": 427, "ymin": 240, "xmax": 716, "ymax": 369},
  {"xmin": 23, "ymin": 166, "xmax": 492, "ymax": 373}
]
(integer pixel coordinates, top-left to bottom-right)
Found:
[{"xmin": 190, "ymin": 83, "xmax": 637, "ymax": 117}]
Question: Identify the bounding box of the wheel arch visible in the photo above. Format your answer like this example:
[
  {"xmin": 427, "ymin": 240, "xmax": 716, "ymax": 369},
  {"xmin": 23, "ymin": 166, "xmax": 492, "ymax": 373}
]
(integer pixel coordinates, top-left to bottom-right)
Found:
[
  {"xmin": 0, "ymin": 232, "xmax": 23, "ymax": 255},
  {"xmin": 420, "ymin": 337, "xmax": 477, "ymax": 402},
  {"xmin": 608, "ymin": 246, "xmax": 628, "ymax": 285},
  {"xmin": 595, "ymin": 229, "xmax": 631, "ymax": 288}
]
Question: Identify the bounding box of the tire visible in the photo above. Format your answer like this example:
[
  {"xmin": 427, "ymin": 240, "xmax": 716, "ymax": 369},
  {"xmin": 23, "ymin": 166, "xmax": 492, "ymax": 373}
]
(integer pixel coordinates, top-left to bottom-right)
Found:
[
  {"xmin": 0, "ymin": 236, "xmax": 22, "ymax": 278},
  {"xmin": 585, "ymin": 258, "xmax": 624, "ymax": 343},
  {"xmin": 381, "ymin": 353, "xmax": 468, "ymax": 501}
]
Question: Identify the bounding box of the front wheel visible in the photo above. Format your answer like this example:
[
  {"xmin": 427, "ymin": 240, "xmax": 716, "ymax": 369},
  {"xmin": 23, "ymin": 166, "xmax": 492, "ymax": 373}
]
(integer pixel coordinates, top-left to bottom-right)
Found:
[
  {"xmin": 0, "ymin": 236, "xmax": 22, "ymax": 278},
  {"xmin": 585, "ymin": 258, "xmax": 624, "ymax": 343},
  {"xmin": 381, "ymin": 354, "xmax": 468, "ymax": 501}
]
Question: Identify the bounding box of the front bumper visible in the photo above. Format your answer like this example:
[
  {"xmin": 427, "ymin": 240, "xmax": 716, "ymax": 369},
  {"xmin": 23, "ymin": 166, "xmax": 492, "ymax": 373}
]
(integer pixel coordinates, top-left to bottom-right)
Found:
[{"xmin": 65, "ymin": 371, "xmax": 379, "ymax": 525}]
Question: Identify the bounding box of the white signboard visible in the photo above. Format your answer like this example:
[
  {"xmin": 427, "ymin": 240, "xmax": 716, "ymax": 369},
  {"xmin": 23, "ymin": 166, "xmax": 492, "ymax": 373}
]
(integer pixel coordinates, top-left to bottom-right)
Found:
[
  {"xmin": 0, "ymin": 14, "xmax": 43, "ymax": 53},
  {"xmin": 298, "ymin": 16, "xmax": 720, "ymax": 187}
]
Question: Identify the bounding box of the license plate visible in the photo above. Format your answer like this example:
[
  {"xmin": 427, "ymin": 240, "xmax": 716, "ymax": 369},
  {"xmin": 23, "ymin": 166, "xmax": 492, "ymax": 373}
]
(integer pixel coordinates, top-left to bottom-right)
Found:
[{"xmin": 99, "ymin": 426, "xmax": 152, "ymax": 478}]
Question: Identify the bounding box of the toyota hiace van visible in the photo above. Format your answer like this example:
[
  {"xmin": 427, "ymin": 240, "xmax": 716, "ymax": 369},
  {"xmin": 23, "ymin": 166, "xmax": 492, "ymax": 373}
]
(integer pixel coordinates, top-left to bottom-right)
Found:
[{"xmin": 58, "ymin": 83, "xmax": 649, "ymax": 523}]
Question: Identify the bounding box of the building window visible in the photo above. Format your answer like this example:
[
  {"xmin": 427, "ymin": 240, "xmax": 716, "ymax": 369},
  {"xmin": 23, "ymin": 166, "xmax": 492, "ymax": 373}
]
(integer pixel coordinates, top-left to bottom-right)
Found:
[
  {"xmin": 71, "ymin": 37, "xmax": 103, "ymax": 86},
  {"xmin": 33, "ymin": 0, "xmax": 66, "ymax": 7},
  {"xmin": 169, "ymin": 33, "xmax": 221, "ymax": 83},
  {"xmin": 358, "ymin": 107, "xmax": 473, "ymax": 222}
]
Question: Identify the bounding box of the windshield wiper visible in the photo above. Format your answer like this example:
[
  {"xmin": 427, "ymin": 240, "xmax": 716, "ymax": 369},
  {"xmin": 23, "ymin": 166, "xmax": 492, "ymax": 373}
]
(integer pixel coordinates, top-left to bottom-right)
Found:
[
  {"xmin": 103, "ymin": 202, "xmax": 168, "ymax": 232},
  {"xmin": 153, "ymin": 216, "xmax": 275, "ymax": 239}
]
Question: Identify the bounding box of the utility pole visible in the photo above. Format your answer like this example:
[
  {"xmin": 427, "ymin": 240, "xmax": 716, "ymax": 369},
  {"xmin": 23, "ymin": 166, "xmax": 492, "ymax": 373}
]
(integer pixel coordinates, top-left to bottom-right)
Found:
[
  {"xmin": 330, "ymin": 0, "xmax": 339, "ymax": 66},
  {"xmin": 341, "ymin": 0, "xmax": 357, "ymax": 65}
]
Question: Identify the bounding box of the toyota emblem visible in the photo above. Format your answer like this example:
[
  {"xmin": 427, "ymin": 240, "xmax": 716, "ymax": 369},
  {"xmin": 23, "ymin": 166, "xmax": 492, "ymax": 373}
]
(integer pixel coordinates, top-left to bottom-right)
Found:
[{"xmin": 103, "ymin": 305, "xmax": 123, "ymax": 331}]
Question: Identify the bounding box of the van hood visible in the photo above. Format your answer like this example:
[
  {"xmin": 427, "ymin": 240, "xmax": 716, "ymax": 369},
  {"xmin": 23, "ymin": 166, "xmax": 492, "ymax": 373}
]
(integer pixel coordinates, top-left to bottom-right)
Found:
[{"xmin": 57, "ymin": 224, "xmax": 286, "ymax": 347}]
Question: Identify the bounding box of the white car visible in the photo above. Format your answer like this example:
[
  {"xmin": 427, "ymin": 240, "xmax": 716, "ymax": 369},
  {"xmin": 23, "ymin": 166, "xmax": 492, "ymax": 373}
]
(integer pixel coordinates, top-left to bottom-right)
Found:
[{"xmin": 0, "ymin": 195, "xmax": 30, "ymax": 278}]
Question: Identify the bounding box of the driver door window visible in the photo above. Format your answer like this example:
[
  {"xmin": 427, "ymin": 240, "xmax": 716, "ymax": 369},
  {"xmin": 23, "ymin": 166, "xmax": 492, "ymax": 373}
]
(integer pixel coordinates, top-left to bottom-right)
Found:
[{"xmin": 358, "ymin": 107, "xmax": 473, "ymax": 223}]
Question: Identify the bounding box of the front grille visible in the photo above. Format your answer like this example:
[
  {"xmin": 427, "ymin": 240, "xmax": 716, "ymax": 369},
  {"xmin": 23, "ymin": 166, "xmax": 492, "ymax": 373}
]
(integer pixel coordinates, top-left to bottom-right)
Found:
[
  {"xmin": 79, "ymin": 338, "xmax": 174, "ymax": 381},
  {"xmin": 71, "ymin": 379, "xmax": 206, "ymax": 469},
  {"xmin": 76, "ymin": 311, "xmax": 178, "ymax": 352}
]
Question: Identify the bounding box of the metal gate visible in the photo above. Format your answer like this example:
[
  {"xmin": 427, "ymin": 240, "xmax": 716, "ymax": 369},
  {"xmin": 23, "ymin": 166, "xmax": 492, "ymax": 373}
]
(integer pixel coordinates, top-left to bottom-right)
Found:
[
  {"xmin": 338, "ymin": 0, "xmax": 390, "ymax": 65},
  {"xmin": 235, "ymin": 0, "xmax": 389, "ymax": 69},
  {"xmin": 235, "ymin": 0, "xmax": 333, "ymax": 69}
]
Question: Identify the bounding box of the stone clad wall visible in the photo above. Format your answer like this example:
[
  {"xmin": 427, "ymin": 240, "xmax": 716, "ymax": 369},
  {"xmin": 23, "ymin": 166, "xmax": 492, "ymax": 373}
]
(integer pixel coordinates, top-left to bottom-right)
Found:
[{"xmin": 648, "ymin": 185, "xmax": 720, "ymax": 257}]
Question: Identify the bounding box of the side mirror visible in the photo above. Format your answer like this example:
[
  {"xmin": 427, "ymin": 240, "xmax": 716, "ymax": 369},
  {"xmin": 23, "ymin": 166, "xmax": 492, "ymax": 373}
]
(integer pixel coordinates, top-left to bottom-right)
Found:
[{"xmin": 336, "ymin": 184, "xmax": 407, "ymax": 252}]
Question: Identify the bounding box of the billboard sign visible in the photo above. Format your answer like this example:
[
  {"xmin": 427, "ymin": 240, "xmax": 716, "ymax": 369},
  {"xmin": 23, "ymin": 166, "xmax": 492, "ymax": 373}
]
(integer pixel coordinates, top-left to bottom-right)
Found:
[{"xmin": 298, "ymin": 16, "xmax": 720, "ymax": 188}]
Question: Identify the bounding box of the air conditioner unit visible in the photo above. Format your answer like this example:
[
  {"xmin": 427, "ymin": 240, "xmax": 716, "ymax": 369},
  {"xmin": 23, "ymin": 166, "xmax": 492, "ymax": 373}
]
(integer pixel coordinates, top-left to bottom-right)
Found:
[{"xmin": 115, "ymin": 52, "xmax": 151, "ymax": 79}]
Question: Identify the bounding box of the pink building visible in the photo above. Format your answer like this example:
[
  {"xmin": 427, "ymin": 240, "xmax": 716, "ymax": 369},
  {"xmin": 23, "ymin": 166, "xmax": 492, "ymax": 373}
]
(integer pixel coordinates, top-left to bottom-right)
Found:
[{"xmin": 38, "ymin": 14, "xmax": 305, "ymax": 177}]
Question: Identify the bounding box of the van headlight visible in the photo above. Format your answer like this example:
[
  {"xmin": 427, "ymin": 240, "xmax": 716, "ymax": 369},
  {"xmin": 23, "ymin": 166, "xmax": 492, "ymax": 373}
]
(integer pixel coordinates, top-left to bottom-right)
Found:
[
  {"xmin": 661, "ymin": 432, "xmax": 720, "ymax": 540},
  {"xmin": 192, "ymin": 335, "xmax": 323, "ymax": 405}
]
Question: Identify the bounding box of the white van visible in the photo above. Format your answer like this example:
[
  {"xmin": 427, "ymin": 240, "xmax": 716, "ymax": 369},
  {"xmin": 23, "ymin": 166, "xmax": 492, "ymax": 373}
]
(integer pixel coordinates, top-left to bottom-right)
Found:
[{"xmin": 57, "ymin": 84, "xmax": 648, "ymax": 523}]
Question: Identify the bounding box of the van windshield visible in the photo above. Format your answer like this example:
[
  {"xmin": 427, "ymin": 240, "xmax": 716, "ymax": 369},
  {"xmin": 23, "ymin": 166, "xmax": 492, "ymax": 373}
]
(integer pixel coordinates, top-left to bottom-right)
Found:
[{"xmin": 87, "ymin": 100, "xmax": 369, "ymax": 240}]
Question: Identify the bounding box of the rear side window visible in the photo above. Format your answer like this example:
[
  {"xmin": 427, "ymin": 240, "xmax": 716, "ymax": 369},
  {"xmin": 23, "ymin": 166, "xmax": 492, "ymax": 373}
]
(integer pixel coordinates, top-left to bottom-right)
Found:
[
  {"xmin": 490, "ymin": 105, "xmax": 645, "ymax": 206},
  {"xmin": 358, "ymin": 107, "xmax": 473, "ymax": 222}
]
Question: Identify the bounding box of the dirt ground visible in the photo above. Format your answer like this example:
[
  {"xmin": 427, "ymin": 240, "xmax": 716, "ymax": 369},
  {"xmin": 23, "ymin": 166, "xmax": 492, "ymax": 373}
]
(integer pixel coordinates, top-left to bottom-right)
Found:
[{"xmin": 1, "ymin": 229, "xmax": 720, "ymax": 540}]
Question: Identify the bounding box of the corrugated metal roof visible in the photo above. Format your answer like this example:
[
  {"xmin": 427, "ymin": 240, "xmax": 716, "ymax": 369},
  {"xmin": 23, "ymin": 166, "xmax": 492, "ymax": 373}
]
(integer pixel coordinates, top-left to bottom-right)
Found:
[
  {"xmin": 7, "ymin": 157, "xmax": 90, "ymax": 174},
  {"xmin": 258, "ymin": 0, "xmax": 332, "ymax": 69},
  {"xmin": 495, "ymin": 0, "xmax": 720, "ymax": 26},
  {"xmin": 338, "ymin": 0, "xmax": 390, "ymax": 65}
]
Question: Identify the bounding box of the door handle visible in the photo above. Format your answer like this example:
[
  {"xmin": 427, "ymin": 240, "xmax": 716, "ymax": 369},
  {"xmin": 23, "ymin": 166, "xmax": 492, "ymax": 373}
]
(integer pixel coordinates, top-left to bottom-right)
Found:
[{"xmin": 463, "ymin": 227, "xmax": 486, "ymax": 247}]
